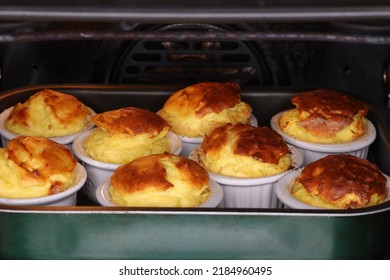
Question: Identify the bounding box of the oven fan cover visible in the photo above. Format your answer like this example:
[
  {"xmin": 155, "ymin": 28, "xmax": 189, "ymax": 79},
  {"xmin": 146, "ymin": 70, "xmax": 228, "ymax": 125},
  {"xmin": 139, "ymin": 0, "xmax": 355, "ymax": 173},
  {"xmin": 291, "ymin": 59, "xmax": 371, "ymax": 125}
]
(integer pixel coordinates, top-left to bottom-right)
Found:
[{"xmin": 109, "ymin": 24, "xmax": 271, "ymax": 86}]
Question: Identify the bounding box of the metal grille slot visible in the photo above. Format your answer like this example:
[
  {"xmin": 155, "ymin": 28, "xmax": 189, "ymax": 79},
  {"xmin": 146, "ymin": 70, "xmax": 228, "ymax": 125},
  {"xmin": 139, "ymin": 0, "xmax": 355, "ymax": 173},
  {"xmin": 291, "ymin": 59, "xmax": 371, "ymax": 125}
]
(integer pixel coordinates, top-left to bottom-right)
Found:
[{"xmin": 110, "ymin": 25, "xmax": 270, "ymax": 86}]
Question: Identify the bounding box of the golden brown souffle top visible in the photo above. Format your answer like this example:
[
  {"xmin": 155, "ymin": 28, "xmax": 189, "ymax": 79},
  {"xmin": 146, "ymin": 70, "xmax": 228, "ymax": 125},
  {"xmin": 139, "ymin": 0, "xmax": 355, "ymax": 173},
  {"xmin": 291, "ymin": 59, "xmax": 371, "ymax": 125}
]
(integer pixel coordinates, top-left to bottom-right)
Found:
[
  {"xmin": 111, "ymin": 153, "xmax": 209, "ymax": 195},
  {"xmin": 5, "ymin": 136, "xmax": 77, "ymax": 195},
  {"xmin": 291, "ymin": 89, "xmax": 368, "ymax": 137},
  {"xmin": 165, "ymin": 82, "xmax": 243, "ymax": 117},
  {"xmin": 92, "ymin": 107, "xmax": 170, "ymax": 137},
  {"xmin": 5, "ymin": 89, "xmax": 92, "ymax": 137},
  {"xmin": 297, "ymin": 154, "xmax": 387, "ymax": 209},
  {"xmin": 202, "ymin": 124, "xmax": 289, "ymax": 165}
]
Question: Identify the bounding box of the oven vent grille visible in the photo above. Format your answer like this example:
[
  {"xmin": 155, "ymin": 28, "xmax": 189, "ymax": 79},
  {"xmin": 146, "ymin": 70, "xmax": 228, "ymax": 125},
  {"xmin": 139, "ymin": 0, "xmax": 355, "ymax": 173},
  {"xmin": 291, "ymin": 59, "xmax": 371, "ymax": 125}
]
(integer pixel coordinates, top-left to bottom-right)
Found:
[{"xmin": 110, "ymin": 32, "xmax": 270, "ymax": 86}]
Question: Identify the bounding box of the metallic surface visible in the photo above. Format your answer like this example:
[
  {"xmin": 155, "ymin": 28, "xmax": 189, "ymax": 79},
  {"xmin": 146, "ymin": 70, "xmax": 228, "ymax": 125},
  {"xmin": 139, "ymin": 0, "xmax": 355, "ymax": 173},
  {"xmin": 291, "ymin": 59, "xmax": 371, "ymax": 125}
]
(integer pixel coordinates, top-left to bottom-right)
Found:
[
  {"xmin": 1, "ymin": 207, "xmax": 390, "ymax": 260},
  {"xmin": 1, "ymin": 1, "xmax": 390, "ymax": 23},
  {"xmin": 2, "ymin": 30, "xmax": 390, "ymax": 45}
]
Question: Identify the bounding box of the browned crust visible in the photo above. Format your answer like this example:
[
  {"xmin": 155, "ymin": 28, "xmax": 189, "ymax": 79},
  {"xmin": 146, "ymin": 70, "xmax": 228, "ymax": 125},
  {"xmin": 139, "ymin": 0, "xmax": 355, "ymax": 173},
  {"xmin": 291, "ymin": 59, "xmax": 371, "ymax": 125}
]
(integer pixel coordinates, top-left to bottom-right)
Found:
[
  {"xmin": 111, "ymin": 153, "xmax": 209, "ymax": 194},
  {"xmin": 6, "ymin": 89, "xmax": 90, "ymax": 127},
  {"xmin": 6, "ymin": 136, "xmax": 77, "ymax": 194},
  {"xmin": 297, "ymin": 154, "xmax": 388, "ymax": 208},
  {"xmin": 92, "ymin": 107, "xmax": 170, "ymax": 137},
  {"xmin": 162, "ymin": 82, "xmax": 243, "ymax": 117},
  {"xmin": 202, "ymin": 124, "xmax": 289, "ymax": 164},
  {"xmin": 291, "ymin": 89, "xmax": 368, "ymax": 137}
]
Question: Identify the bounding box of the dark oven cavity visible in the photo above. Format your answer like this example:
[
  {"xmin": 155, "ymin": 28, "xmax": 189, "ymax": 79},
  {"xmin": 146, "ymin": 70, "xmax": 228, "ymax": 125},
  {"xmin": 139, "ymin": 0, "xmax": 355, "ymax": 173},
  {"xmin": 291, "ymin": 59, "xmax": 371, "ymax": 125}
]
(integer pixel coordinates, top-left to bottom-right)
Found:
[{"xmin": 1, "ymin": 21, "xmax": 390, "ymax": 105}]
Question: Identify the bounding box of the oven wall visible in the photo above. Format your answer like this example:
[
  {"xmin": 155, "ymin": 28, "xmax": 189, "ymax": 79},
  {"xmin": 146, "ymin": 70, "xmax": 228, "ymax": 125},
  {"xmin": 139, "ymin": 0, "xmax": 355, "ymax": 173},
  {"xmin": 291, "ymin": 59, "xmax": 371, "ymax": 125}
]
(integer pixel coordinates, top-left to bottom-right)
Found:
[{"xmin": 0, "ymin": 22, "xmax": 390, "ymax": 105}]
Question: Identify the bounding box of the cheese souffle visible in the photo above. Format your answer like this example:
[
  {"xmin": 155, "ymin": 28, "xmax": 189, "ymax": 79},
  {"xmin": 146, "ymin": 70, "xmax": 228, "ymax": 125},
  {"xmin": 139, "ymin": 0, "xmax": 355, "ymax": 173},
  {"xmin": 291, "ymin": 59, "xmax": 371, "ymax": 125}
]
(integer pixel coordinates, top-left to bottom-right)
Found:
[
  {"xmin": 157, "ymin": 82, "xmax": 253, "ymax": 138},
  {"xmin": 291, "ymin": 154, "xmax": 388, "ymax": 209},
  {"xmin": 0, "ymin": 136, "xmax": 78, "ymax": 199},
  {"xmin": 198, "ymin": 123, "xmax": 292, "ymax": 178},
  {"xmin": 82, "ymin": 107, "xmax": 174, "ymax": 164},
  {"xmin": 4, "ymin": 89, "xmax": 93, "ymax": 137},
  {"xmin": 278, "ymin": 89, "xmax": 368, "ymax": 144},
  {"xmin": 108, "ymin": 153, "xmax": 212, "ymax": 207}
]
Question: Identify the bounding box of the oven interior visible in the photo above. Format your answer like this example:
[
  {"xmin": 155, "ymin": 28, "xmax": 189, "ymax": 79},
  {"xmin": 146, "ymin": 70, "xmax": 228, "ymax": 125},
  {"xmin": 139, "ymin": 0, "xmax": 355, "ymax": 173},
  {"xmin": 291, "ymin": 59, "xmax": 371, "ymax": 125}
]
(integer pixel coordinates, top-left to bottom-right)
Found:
[
  {"xmin": 1, "ymin": 1, "xmax": 390, "ymax": 260},
  {"xmin": 1, "ymin": 21, "xmax": 390, "ymax": 105}
]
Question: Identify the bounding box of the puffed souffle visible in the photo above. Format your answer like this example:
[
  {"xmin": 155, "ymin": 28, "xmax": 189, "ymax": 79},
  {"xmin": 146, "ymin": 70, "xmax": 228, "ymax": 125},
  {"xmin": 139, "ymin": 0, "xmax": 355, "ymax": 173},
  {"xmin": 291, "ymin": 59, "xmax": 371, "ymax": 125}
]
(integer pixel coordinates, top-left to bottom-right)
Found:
[
  {"xmin": 4, "ymin": 89, "xmax": 93, "ymax": 137},
  {"xmin": 157, "ymin": 82, "xmax": 252, "ymax": 137},
  {"xmin": 83, "ymin": 107, "xmax": 172, "ymax": 164},
  {"xmin": 279, "ymin": 89, "xmax": 368, "ymax": 144},
  {"xmin": 0, "ymin": 136, "xmax": 78, "ymax": 199},
  {"xmin": 108, "ymin": 153, "xmax": 211, "ymax": 207},
  {"xmin": 291, "ymin": 154, "xmax": 388, "ymax": 209},
  {"xmin": 198, "ymin": 123, "xmax": 292, "ymax": 178}
]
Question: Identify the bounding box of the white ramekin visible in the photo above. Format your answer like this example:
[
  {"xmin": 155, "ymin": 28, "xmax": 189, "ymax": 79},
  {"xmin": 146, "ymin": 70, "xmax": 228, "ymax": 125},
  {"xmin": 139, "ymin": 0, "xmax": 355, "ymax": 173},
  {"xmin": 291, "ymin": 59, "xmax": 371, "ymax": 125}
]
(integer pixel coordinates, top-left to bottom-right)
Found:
[
  {"xmin": 72, "ymin": 128, "xmax": 183, "ymax": 204},
  {"xmin": 96, "ymin": 177, "xmax": 223, "ymax": 208},
  {"xmin": 275, "ymin": 169, "xmax": 390, "ymax": 210},
  {"xmin": 179, "ymin": 114, "xmax": 258, "ymax": 157},
  {"xmin": 189, "ymin": 145, "xmax": 303, "ymax": 208},
  {"xmin": 270, "ymin": 111, "xmax": 376, "ymax": 166},
  {"xmin": 0, "ymin": 163, "xmax": 87, "ymax": 206},
  {"xmin": 0, "ymin": 106, "xmax": 96, "ymax": 149}
]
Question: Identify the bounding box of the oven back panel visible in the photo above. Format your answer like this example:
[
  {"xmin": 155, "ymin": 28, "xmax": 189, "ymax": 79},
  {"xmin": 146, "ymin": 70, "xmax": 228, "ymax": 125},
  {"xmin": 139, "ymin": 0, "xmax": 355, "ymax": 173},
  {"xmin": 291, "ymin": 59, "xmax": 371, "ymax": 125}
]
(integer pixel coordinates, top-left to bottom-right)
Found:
[{"xmin": 1, "ymin": 22, "xmax": 390, "ymax": 105}]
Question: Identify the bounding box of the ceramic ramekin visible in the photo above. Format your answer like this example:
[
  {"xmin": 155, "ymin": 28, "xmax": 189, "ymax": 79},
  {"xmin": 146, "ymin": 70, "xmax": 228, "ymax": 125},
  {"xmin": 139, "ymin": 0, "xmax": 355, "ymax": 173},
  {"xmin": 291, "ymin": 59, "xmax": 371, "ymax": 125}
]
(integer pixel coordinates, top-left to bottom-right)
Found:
[
  {"xmin": 189, "ymin": 145, "xmax": 303, "ymax": 208},
  {"xmin": 270, "ymin": 111, "xmax": 376, "ymax": 166},
  {"xmin": 275, "ymin": 169, "xmax": 390, "ymax": 210},
  {"xmin": 96, "ymin": 177, "xmax": 223, "ymax": 208},
  {"xmin": 0, "ymin": 163, "xmax": 87, "ymax": 206},
  {"xmin": 72, "ymin": 128, "xmax": 183, "ymax": 204}
]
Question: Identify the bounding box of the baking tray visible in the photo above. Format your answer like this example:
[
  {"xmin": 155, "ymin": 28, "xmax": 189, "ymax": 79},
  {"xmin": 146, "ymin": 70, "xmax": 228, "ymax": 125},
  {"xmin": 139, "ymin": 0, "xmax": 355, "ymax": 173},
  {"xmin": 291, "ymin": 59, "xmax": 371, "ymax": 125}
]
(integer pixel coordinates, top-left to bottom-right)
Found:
[{"xmin": 1, "ymin": 84, "xmax": 390, "ymax": 260}]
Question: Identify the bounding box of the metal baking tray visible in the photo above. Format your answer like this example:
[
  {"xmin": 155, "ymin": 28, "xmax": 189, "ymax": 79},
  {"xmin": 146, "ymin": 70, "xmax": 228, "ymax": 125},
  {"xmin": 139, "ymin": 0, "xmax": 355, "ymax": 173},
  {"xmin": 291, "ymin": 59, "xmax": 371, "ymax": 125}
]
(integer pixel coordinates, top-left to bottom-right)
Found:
[{"xmin": 1, "ymin": 84, "xmax": 390, "ymax": 260}]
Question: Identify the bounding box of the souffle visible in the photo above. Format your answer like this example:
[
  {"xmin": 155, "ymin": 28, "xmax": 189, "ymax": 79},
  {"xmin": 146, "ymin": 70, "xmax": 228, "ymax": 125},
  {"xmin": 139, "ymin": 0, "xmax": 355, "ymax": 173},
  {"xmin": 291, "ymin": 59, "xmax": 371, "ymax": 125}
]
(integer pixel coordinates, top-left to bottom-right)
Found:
[
  {"xmin": 4, "ymin": 89, "xmax": 93, "ymax": 137},
  {"xmin": 109, "ymin": 153, "xmax": 211, "ymax": 207},
  {"xmin": 198, "ymin": 123, "xmax": 292, "ymax": 178},
  {"xmin": 83, "ymin": 107, "xmax": 172, "ymax": 164},
  {"xmin": 279, "ymin": 89, "xmax": 368, "ymax": 143},
  {"xmin": 157, "ymin": 82, "xmax": 252, "ymax": 137},
  {"xmin": 0, "ymin": 136, "xmax": 77, "ymax": 199},
  {"xmin": 291, "ymin": 154, "xmax": 388, "ymax": 209}
]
